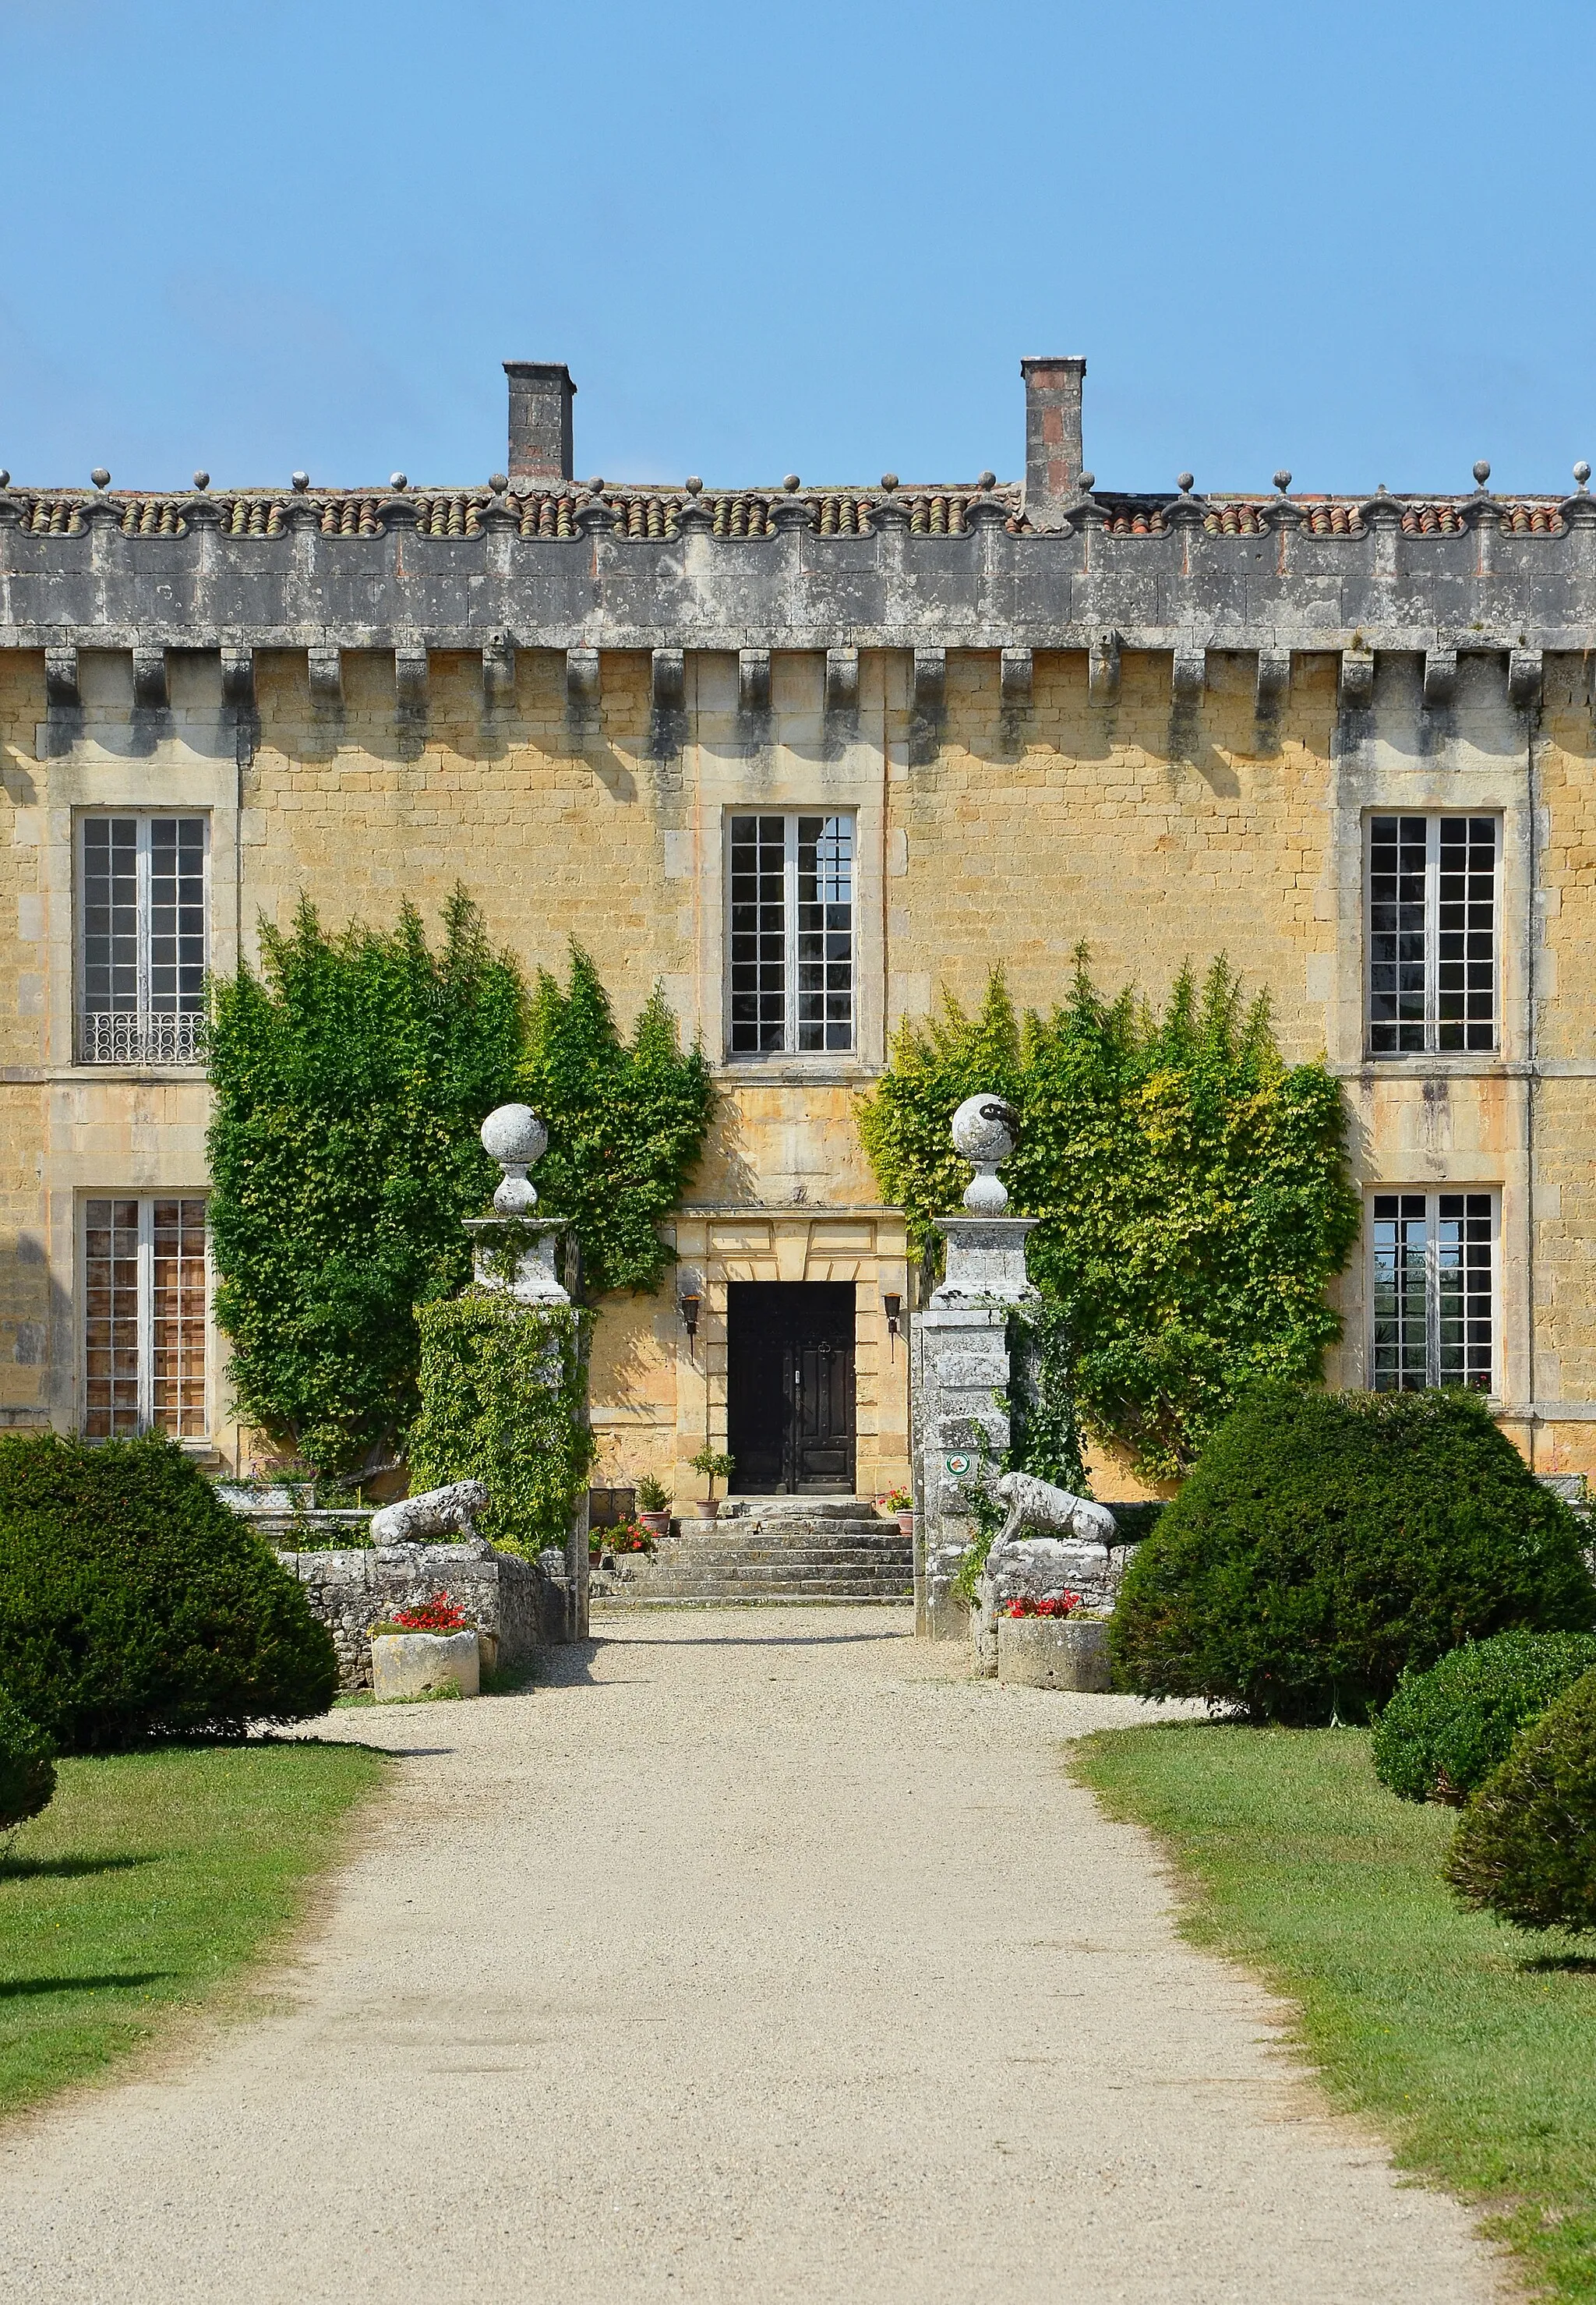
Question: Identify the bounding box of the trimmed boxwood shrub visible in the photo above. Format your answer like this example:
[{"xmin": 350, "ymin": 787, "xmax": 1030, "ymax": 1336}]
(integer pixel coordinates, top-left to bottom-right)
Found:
[
  {"xmin": 1446, "ymin": 1670, "xmax": 1596, "ymax": 1933},
  {"xmin": 0, "ymin": 1433, "xmax": 337, "ymax": 1752},
  {"xmin": 0, "ymin": 1690, "xmax": 55, "ymax": 1834},
  {"xmin": 1372, "ymin": 1632, "xmax": 1596, "ymax": 1804},
  {"xmin": 1111, "ymin": 1386, "xmax": 1596, "ymax": 1723}
]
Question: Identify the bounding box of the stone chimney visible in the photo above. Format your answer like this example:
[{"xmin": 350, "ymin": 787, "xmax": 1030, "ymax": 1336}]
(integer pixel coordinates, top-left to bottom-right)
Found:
[
  {"xmin": 504, "ymin": 361, "xmax": 576, "ymax": 484},
  {"xmin": 1020, "ymin": 356, "xmax": 1086, "ymax": 520}
]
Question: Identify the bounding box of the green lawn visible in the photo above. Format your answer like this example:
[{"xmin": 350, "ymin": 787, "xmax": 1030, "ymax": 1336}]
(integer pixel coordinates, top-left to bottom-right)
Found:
[
  {"xmin": 1074, "ymin": 1722, "xmax": 1596, "ymax": 2303},
  {"xmin": 0, "ymin": 1739, "xmax": 387, "ymax": 2120}
]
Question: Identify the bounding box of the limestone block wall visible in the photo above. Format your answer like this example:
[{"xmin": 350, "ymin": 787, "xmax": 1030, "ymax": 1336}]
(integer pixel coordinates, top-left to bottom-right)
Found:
[{"xmin": 280, "ymin": 1542, "xmax": 551, "ymax": 1693}]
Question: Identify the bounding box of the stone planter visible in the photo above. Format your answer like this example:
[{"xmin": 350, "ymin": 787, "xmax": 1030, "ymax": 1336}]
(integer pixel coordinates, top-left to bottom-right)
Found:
[
  {"xmin": 996, "ymin": 1615, "xmax": 1111, "ymax": 1693},
  {"xmin": 370, "ymin": 1629, "xmax": 481, "ymax": 1700},
  {"xmin": 689, "ymin": 1499, "xmax": 720, "ymax": 1521},
  {"xmin": 639, "ymin": 1509, "xmax": 673, "ymax": 1541}
]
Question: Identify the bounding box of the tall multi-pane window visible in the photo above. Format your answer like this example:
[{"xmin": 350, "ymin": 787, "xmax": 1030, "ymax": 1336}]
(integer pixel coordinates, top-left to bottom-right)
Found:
[
  {"xmin": 1367, "ymin": 814, "xmax": 1497, "ymax": 1055},
  {"xmin": 79, "ymin": 814, "xmax": 208, "ymax": 1064},
  {"xmin": 1371, "ymin": 1191, "xmax": 1495, "ymax": 1392},
  {"xmin": 728, "ymin": 813, "xmax": 854, "ymax": 1055},
  {"xmin": 83, "ymin": 1197, "xmax": 208, "ymax": 1437}
]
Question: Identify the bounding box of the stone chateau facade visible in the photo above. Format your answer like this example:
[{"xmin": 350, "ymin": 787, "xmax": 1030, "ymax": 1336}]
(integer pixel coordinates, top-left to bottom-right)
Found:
[{"xmin": 2, "ymin": 355, "xmax": 1595, "ymax": 1498}]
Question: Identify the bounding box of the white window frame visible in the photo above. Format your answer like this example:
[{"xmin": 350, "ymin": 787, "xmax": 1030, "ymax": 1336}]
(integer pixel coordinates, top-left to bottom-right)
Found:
[
  {"xmin": 76, "ymin": 811, "xmax": 210, "ymax": 1066},
  {"xmin": 1364, "ymin": 811, "xmax": 1501, "ymax": 1059},
  {"xmin": 1368, "ymin": 1188, "xmax": 1498, "ymax": 1395},
  {"xmin": 80, "ymin": 1195, "xmax": 210, "ymax": 1440},
  {"xmin": 725, "ymin": 810, "xmax": 856, "ymax": 1059}
]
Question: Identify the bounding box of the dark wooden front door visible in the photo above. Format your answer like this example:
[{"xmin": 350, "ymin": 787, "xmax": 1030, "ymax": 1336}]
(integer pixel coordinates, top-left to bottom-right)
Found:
[{"xmin": 726, "ymin": 1282, "xmax": 856, "ymax": 1495}]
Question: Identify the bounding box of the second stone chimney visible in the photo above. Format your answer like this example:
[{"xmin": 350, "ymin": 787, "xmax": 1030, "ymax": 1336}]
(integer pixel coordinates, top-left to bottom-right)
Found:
[
  {"xmin": 1020, "ymin": 356, "xmax": 1086, "ymax": 521},
  {"xmin": 504, "ymin": 361, "xmax": 576, "ymax": 484}
]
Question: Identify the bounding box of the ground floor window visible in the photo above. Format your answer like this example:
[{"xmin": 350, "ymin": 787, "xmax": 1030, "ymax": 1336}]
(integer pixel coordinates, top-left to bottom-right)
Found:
[
  {"xmin": 1370, "ymin": 1190, "xmax": 1495, "ymax": 1392},
  {"xmin": 83, "ymin": 1196, "xmax": 208, "ymax": 1438}
]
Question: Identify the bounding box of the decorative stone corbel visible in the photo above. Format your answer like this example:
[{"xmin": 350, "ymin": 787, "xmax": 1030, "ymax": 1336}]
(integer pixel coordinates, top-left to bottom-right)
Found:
[
  {"xmin": 1000, "ymin": 648, "xmax": 1033, "ymax": 709},
  {"xmin": 913, "ymin": 647, "xmax": 946, "ymax": 722},
  {"xmin": 1509, "ymin": 647, "xmax": 1544, "ymax": 711},
  {"xmin": 221, "ymin": 641, "xmax": 255, "ymax": 710},
  {"xmin": 44, "ymin": 644, "xmax": 79, "ymax": 708},
  {"xmin": 308, "ymin": 646, "xmax": 343, "ymax": 710},
  {"xmin": 482, "ymin": 630, "xmax": 515, "ymax": 704},
  {"xmin": 566, "ymin": 647, "xmax": 601, "ymax": 715},
  {"xmin": 1255, "ymin": 647, "xmax": 1291, "ymax": 713},
  {"xmin": 132, "ymin": 645, "xmax": 168, "ymax": 710},
  {"xmin": 738, "ymin": 648, "xmax": 772, "ymax": 716},
  {"xmin": 1423, "ymin": 647, "xmax": 1458, "ymax": 709},
  {"xmin": 824, "ymin": 647, "xmax": 859, "ymax": 720},
  {"xmin": 1339, "ymin": 649, "xmax": 1375, "ymax": 710},
  {"xmin": 394, "ymin": 638, "xmax": 429, "ymax": 716},
  {"xmin": 1172, "ymin": 647, "xmax": 1206, "ymax": 708},
  {"xmin": 1089, "ymin": 630, "xmax": 1121, "ymax": 707}
]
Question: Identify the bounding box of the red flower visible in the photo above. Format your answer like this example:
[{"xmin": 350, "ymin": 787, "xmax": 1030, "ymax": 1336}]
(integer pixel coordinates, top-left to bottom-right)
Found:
[{"xmin": 391, "ymin": 1593, "xmax": 468, "ymax": 1633}]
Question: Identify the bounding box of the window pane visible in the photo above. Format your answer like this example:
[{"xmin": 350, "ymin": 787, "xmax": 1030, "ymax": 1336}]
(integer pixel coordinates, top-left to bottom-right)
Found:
[
  {"xmin": 729, "ymin": 815, "xmax": 786, "ymax": 1053},
  {"xmin": 83, "ymin": 1196, "xmax": 142, "ymax": 1436},
  {"xmin": 1368, "ymin": 814, "xmax": 1496, "ymax": 1058},
  {"xmin": 81, "ymin": 814, "xmax": 207, "ymax": 1065},
  {"xmin": 81, "ymin": 817, "xmax": 139, "ymax": 1022},
  {"xmin": 1371, "ymin": 1193, "xmax": 1430, "ymax": 1390},
  {"xmin": 1435, "ymin": 817, "xmax": 1495, "ymax": 1054},
  {"xmin": 150, "ymin": 1198, "xmax": 207, "ymax": 1436},
  {"xmin": 1435, "ymin": 1192, "xmax": 1494, "ymax": 1389},
  {"xmin": 1367, "ymin": 816, "xmax": 1428, "ymax": 1055},
  {"xmin": 795, "ymin": 815, "xmax": 853, "ymax": 1054}
]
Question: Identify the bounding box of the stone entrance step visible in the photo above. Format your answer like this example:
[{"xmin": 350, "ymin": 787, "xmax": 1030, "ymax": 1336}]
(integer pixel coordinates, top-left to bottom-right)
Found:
[{"xmin": 595, "ymin": 1497, "xmax": 914, "ymax": 1606}]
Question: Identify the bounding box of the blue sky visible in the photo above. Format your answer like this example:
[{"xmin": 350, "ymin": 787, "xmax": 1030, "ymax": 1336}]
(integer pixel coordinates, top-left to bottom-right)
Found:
[{"xmin": 1, "ymin": 0, "xmax": 1590, "ymax": 498}]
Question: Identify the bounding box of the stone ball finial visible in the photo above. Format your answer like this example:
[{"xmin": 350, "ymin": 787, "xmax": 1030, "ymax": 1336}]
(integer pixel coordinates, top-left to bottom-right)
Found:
[
  {"xmin": 1576, "ymin": 461, "xmax": 1591, "ymax": 491},
  {"xmin": 91, "ymin": 468, "xmax": 111, "ymax": 489},
  {"xmin": 586, "ymin": 475, "xmax": 605, "ymax": 492},
  {"xmin": 1273, "ymin": 469, "xmax": 1292, "ymax": 494},
  {"xmin": 0, "ymin": 471, "xmax": 11, "ymax": 490},
  {"xmin": 481, "ymin": 1102, "xmax": 548, "ymax": 1216},
  {"xmin": 783, "ymin": 474, "xmax": 800, "ymax": 492},
  {"xmin": 390, "ymin": 471, "xmax": 408, "ymax": 491},
  {"xmin": 488, "ymin": 471, "xmax": 509, "ymax": 495},
  {"xmin": 1473, "ymin": 459, "xmax": 1491, "ymax": 488},
  {"xmin": 291, "ymin": 471, "xmax": 310, "ymax": 492},
  {"xmin": 686, "ymin": 475, "xmax": 703, "ymax": 494},
  {"xmin": 1177, "ymin": 472, "xmax": 1195, "ymax": 495},
  {"xmin": 880, "ymin": 473, "xmax": 899, "ymax": 492},
  {"xmin": 977, "ymin": 469, "xmax": 997, "ymax": 490},
  {"xmin": 952, "ymin": 1092, "xmax": 1018, "ymax": 1215},
  {"xmin": 1077, "ymin": 471, "xmax": 1095, "ymax": 492},
  {"xmin": 192, "ymin": 470, "xmax": 210, "ymax": 490}
]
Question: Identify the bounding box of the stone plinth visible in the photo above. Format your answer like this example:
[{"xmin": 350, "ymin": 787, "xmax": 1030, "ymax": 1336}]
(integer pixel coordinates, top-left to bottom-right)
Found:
[
  {"xmin": 913, "ymin": 1214, "xmax": 1040, "ymax": 1641},
  {"xmin": 997, "ymin": 1615, "xmax": 1111, "ymax": 1692},
  {"xmin": 463, "ymin": 1216, "xmax": 571, "ymax": 1305}
]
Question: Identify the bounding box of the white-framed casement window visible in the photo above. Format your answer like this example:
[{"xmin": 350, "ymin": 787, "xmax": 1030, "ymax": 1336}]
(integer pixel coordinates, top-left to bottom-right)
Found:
[
  {"xmin": 79, "ymin": 814, "xmax": 209, "ymax": 1064},
  {"xmin": 728, "ymin": 812, "xmax": 854, "ymax": 1056},
  {"xmin": 1370, "ymin": 1190, "xmax": 1495, "ymax": 1393},
  {"xmin": 1366, "ymin": 814, "xmax": 1499, "ymax": 1057},
  {"xmin": 83, "ymin": 1197, "xmax": 209, "ymax": 1438}
]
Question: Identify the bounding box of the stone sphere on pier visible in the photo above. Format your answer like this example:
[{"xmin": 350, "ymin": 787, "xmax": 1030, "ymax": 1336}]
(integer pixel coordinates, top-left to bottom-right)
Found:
[
  {"xmin": 951, "ymin": 1093, "xmax": 1018, "ymax": 1213},
  {"xmin": 481, "ymin": 1102, "xmax": 548, "ymax": 1215}
]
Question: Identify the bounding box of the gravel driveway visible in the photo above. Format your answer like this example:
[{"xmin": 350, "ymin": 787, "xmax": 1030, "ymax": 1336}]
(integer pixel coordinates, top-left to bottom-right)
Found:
[{"xmin": 0, "ymin": 1606, "xmax": 1499, "ymax": 2303}]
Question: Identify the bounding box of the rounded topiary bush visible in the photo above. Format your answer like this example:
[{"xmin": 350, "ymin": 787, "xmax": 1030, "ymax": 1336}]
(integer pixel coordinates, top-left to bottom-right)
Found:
[
  {"xmin": 1110, "ymin": 1386, "xmax": 1596, "ymax": 1723},
  {"xmin": 1446, "ymin": 1670, "xmax": 1596, "ymax": 1933},
  {"xmin": 1372, "ymin": 1632, "xmax": 1596, "ymax": 1804},
  {"xmin": 0, "ymin": 1432, "xmax": 337, "ymax": 1752},
  {"xmin": 0, "ymin": 1690, "xmax": 55, "ymax": 1834}
]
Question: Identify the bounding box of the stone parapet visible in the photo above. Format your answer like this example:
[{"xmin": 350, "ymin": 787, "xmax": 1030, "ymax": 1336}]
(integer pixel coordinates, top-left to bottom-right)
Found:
[{"xmin": 278, "ymin": 1543, "xmax": 556, "ymax": 1693}]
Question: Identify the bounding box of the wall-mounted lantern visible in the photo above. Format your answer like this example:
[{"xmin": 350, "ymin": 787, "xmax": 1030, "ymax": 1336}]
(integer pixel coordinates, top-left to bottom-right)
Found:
[
  {"xmin": 679, "ymin": 1291, "xmax": 701, "ymax": 1358},
  {"xmin": 883, "ymin": 1291, "xmax": 902, "ymax": 1358}
]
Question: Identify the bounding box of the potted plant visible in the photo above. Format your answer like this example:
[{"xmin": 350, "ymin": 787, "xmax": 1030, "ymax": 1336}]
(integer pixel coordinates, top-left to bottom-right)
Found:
[
  {"xmin": 878, "ymin": 1488, "xmax": 915, "ymax": 1537},
  {"xmin": 635, "ymin": 1473, "xmax": 673, "ymax": 1541},
  {"xmin": 995, "ymin": 1590, "xmax": 1110, "ymax": 1692},
  {"xmin": 688, "ymin": 1445, "xmax": 735, "ymax": 1520},
  {"xmin": 369, "ymin": 1593, "xmax": 482, "ymax": 1700}
]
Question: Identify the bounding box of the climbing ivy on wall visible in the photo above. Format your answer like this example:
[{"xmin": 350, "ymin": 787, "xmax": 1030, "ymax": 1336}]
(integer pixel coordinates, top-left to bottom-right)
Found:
[
  {"xmin": 517, "ymin": 945, "xmax": 715, "ymax": 1302},
  {"xmin": 208, "ymin": 906, "xmax": 714, "ymax": 1478},
  {"xmin": 857, "ymin": 955, "xmax": 1360, "ymax": 1483},
  {"xmin": 409, "ymin": 1294, "xmax": 596, "ymax": 1558},
  {"xmin": 207, "ymin": 893, "xmax": 525, "ymax": 1477}
]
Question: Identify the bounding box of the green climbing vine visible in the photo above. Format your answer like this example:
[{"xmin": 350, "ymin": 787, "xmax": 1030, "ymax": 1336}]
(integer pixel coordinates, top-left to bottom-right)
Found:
[
  {"xmin": 409, "ymin": 1293, "xmax": 596, "ymax": 1558},
  {"xmin": 858, "ymin": 951, "xmax": 1360, "ymax": 1482},
  {"xmin": 518, "ymin": 945, "xmax": 715, "ymax": 1302}
]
